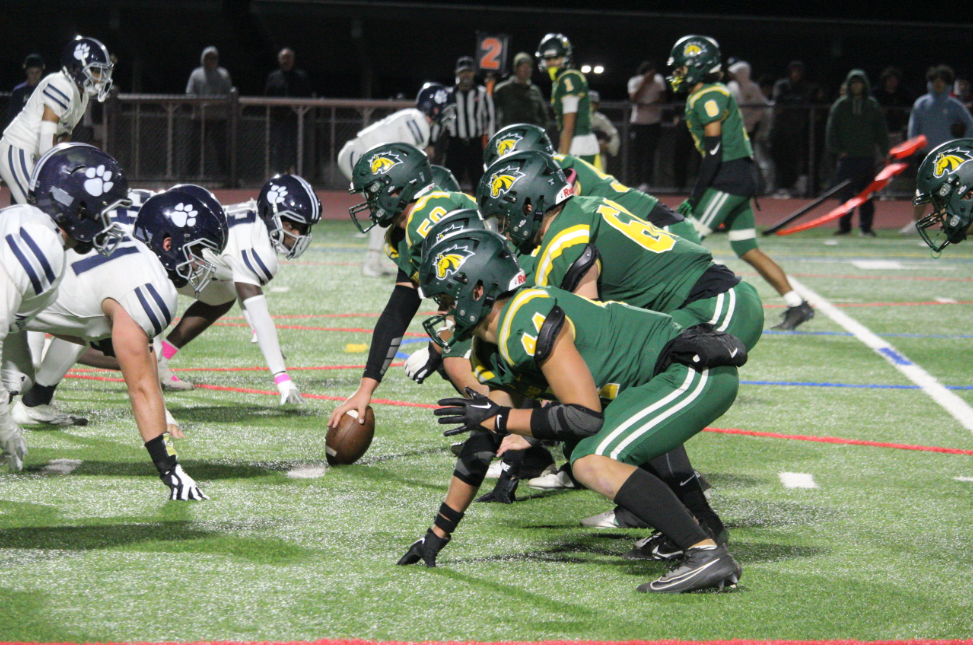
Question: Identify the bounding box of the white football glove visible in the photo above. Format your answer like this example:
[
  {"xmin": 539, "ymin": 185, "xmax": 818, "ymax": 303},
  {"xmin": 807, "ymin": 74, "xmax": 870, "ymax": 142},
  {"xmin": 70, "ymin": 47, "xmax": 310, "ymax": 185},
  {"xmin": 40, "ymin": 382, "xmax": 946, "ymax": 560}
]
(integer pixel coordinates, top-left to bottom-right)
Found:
[
  {"xmin": 276, "ymin": 376, "xmax": 304, "ymax": 406},
  {"xmin": 161, "ymin": 463, "xmax": 208, "ymax": 501},
  {"xmin": 404, "ymin": 342, "xmax": 444, "ymax": 384},
  {"xmin": 0, "ymin": 399, "xmax": 27, "ymax": 472}
]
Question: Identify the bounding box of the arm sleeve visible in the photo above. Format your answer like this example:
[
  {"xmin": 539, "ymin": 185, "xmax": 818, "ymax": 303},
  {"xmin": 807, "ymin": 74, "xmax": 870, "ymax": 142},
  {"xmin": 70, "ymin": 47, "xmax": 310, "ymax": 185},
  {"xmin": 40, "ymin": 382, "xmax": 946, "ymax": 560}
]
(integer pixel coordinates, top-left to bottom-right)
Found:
[
  {"xmin": 688, "ymin": 135, "xmax": 723, "ymax": 207},
  {"xmin": 363, "ymin": 284, "xmax": 422, "ymax": 382},
  {"xmin": 241, "ymin": 294, "xmax": 287, "ymax": 376},
  {"xmin": 38, "ymin": 120, "xmax": 58, "ymax": 156}
]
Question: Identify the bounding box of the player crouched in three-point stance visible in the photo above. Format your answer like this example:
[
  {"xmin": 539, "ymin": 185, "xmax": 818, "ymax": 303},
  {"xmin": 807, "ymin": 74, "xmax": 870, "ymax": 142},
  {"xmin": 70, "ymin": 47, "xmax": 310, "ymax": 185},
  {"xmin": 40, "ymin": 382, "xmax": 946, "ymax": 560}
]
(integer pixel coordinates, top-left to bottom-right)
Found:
[
  {"xmin": 668, "ymin": 35, "xmax": 813, "ymax": 331},
  {"xmin": 913, "ymin": 138, "xmax": 973, "ymax": 254},
  {"xmin": 155, "ymin": 175, "xmax": 321, "ymax": 404},
  {"xmin": 6, "ymin": 145, "xmax": 227, "ymax": 499},
  {"xmin": 399, "ymin": 230, "xmax": 745, "ymax": 593},
  {"xmin": 1, "ymin": 37, "xmax": 113, "ymax": 205},
  {"xmin": 0, "ymin": 144, "xmax": 115, "ymax": 470},
  {"xmin": 328, "ymin": 142, "xmax": 485, "ymax": 431},
  {"xmin": 337, "ymin": 83, "xmax": 456, "ymax": 277}
]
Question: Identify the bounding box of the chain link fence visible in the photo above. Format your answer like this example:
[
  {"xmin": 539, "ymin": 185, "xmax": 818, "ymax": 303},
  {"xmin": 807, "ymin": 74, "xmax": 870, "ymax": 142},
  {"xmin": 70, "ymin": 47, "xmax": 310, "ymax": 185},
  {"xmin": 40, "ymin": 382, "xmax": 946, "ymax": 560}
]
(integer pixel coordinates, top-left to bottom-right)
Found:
[{"xmin": 1, "ymin": 90, "xmax": 916, "ymax": 198}]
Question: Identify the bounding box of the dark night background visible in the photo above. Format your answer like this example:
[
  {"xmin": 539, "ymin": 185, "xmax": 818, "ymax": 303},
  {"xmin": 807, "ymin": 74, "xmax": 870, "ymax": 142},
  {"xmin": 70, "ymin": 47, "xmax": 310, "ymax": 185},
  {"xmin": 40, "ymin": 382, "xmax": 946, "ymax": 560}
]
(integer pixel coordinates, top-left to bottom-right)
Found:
[{"xmin": 2, "ymin": 0, "xmax": 972, "ymax": 102}]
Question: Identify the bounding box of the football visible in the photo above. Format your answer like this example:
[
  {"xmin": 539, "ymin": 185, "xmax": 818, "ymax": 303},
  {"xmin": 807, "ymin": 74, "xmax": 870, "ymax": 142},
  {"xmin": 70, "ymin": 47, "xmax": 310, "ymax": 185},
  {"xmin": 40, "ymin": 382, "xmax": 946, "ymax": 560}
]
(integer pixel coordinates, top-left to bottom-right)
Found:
[{"xmin": 326, "ymin": 406, "xmax": 375, "ymax": 465}]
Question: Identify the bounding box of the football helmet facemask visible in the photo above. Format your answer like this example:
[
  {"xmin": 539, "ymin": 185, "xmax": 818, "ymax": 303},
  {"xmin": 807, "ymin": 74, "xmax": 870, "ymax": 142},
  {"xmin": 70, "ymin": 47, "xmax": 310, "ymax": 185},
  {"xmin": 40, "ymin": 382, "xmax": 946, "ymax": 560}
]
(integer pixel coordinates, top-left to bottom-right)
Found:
[
  {"xmin": 61, "ymin": 36, "xmax": 113, "ymax": 102},
  {"xmin": 349, "ymin": 142, "xmax": 434, "ymax": 233},
  {"xmin": 914, "ymin": 138, "xmax": 973, "ymax": 252},
  {"xmin": 477, "ymin": 150, "xmax": 573, "ymax": 254},
  {"xmin": 667, "ymin": 35, "xmax": 721, "ymax": 93},
  {"xmin": 419, "ymin": 230, "xmax": 526, "ymax": 349},
  {"xmin": 257, "ymin": 174, "xmax": 321, "ymax": 259},
  {"xmin": 28, "ymin": 142, "xmax": 130, "ymax": 256}
]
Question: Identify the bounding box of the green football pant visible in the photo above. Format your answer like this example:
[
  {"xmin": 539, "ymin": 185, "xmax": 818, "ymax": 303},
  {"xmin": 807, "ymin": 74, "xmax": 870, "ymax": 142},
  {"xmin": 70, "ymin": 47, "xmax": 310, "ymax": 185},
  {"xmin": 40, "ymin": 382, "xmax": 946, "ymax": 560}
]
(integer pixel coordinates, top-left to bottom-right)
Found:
[
  {"xmin": 692, "ymin": 188, "xmax": 758, "ymax": 257},
  {"xmin": 571, "ymin": 364, "xmax": 738, "ymax": 467},
  {"xmin": 669, "ymin": 280, "xmax": 764, "ymax": 351}
]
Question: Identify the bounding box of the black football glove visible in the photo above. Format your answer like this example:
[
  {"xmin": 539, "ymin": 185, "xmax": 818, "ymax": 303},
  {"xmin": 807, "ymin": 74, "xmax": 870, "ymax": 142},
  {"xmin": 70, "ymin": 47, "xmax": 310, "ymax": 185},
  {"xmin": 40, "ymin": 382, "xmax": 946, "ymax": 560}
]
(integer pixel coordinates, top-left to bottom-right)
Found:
[
  {"xmin": 404, "ymin": 341, "xmax": 444, "ymax": 384},
  {"xmin": 396, "ymin": 528, "xmax": 450, "ymax": 567},
  {"xmin": 435, "ymin": 387, "xmax": 510, "ymax": 437}
]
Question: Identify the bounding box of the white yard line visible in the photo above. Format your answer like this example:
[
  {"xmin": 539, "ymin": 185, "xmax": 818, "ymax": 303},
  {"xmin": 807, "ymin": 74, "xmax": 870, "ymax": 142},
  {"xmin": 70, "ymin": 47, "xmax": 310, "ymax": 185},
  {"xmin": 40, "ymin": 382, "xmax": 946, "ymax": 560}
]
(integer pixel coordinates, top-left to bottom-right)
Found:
[
  {"xmin": 790, "ymin": 277, "xmax": 973, "ymax": 433},
  {"xmin": 779, "ymin": 472, "xmax": 819, "ymax": 489},
  {"xmin": 286, "ymin": 464, "xmax": 328, "ymax": 479},
  {"xmin": 40, "ymin": 459, "xmax": 82, "ymax": 475},
  {"xmin": 954, "ymin": 476, "xmax": 973, "ymax": 483}
]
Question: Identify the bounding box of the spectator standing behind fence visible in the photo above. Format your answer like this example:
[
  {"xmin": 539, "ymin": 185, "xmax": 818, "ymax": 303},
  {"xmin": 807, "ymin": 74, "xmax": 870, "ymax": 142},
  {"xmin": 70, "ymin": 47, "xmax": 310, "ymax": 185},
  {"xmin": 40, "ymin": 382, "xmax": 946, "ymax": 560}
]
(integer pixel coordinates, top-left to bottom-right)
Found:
[
  {"xmin": 265, "ymin": 48, "xmax": 313, "ymax": 175},
  {"xmin": 825, "ymin": 69, "xmax": 889, "ymax": 238},
  {"xmin": 770, "ymin": 61, "xmax": 819, "ymax": 197},
  {"xmin": 186, "ymin": 46, "xmax": 233, "ymax": 177},
  {"xmin": 627, "ymin": 61, "xmax": 665, "ymax": 190},
  {"xmin": 6, "ymin": 54, "xmax": 45, "ymax": 126},
  {"xmin": 727, "ymin": 60, "xmax": 770, "ymax": 192},
  {"xmin": 444, "ymin": 56, "xmax": 495, "ymax": 189},
  {"xmin": 902, "ymin": 65, "xmax": 973, "ymax": 234},
  {"xmin": 873, "ymin": 67, "xmax": 912, "ymax": 139},
  {"xmin": 589, "ymin": 90, "xmax": 619, "ymax": 172},
  {"xmin": 493, "ymin": 52, "xmax": 548, "ymax": 129}
]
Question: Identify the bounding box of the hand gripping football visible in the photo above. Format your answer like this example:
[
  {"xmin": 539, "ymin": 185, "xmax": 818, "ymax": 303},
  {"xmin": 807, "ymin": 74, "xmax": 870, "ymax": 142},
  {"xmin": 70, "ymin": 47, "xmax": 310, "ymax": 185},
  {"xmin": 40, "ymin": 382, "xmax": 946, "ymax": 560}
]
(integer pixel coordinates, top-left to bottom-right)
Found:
[{"xmin": 326, "ymin": 406, "xmax": 375, "ymax": 465}]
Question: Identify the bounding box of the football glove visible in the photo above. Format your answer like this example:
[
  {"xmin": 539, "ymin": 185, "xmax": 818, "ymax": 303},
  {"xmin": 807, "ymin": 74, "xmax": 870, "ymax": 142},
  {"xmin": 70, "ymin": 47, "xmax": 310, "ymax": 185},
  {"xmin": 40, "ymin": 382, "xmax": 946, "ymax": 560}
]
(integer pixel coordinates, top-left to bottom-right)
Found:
[
  {"xmin": 0, "ymin": 399, "xmax": 27, "ymax": 472},
  {"xmin": 161, "ymin": 463, "xmax": 209, "ymax": 501},
  {"xmin": 404, "ymin": 342, "xmax": 444, "ymax": 384},
  {"xmin": 676, "ymin": 200, "xmax": 695, "ymax": 218},
  {"xmin": 396, "ymin": 528, "xmax": 450, "ymax": 567},
  {"xmin": 435, "ymin": 388, "xmax": 509, "ymax": 437},
  {"xmin": 276, "ymin": 375, "xmax": 304, "ymax": 406}
]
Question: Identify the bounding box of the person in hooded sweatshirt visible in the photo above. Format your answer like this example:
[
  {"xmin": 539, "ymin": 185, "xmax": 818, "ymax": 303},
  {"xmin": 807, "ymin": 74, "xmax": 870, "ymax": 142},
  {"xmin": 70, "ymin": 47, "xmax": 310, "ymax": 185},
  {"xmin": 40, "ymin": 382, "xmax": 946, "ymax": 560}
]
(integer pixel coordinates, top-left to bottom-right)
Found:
[
  {"xmin": 825, "ymin": 69, "xmax": 889, "ymax": 237},
  {"xmin": 903, "ymin": 65, "xmax": 973, "ymax": 234},
  {"xmin": 186, "ymin": 46, "xmax": 233, "ymax": 176}
]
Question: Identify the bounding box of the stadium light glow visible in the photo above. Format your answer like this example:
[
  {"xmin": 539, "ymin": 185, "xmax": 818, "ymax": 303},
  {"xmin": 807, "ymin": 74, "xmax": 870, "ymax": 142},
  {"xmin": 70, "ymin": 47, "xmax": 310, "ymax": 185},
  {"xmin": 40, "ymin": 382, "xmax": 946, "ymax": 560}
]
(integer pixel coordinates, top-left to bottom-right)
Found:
[
  {"xmin": 594, "ymin": 65, "xmax": 605, "ymax": 74},
  {"xmin": 581, "ymin": 64, "xmax": 592, "ymax": 73}
]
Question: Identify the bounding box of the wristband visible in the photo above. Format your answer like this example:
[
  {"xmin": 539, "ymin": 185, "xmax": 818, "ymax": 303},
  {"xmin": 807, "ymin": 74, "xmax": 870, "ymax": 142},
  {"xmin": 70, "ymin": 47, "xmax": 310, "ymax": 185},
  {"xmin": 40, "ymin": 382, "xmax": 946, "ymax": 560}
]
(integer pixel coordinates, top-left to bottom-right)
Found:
[{"xmin": 274, "ymin": 373, "xmax": 292, "ymax": 385}]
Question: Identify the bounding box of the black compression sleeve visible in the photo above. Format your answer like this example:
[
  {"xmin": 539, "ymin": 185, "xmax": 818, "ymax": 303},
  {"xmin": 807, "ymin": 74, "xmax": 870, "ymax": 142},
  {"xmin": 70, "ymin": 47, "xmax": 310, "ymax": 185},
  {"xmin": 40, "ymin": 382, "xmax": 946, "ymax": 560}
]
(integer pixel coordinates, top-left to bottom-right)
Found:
[
  {"xmin": 363, "ymin": 284, "xmax": 422, "ymax": 382},
  {"xmin": 688, "ymin": 134, "xmax": 723, "ymax": 207}
]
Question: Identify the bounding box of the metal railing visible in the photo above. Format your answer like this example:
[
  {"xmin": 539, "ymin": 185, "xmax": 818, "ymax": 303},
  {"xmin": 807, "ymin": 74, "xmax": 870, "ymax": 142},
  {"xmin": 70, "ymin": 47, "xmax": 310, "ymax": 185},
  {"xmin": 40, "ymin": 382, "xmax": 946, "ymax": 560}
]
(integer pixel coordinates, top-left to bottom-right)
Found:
[{"xmin": 1, "ymin": 90, "xmax": 916, "ymax": 197}]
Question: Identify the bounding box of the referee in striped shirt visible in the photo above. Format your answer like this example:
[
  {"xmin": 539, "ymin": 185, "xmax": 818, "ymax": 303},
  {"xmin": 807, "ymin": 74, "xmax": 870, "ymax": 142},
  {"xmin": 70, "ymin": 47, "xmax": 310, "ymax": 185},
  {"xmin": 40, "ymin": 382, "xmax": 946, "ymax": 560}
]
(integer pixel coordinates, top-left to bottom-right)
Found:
[{"xmin": 444, "ymin": 56, "xmax": 495, "ymax": 189}]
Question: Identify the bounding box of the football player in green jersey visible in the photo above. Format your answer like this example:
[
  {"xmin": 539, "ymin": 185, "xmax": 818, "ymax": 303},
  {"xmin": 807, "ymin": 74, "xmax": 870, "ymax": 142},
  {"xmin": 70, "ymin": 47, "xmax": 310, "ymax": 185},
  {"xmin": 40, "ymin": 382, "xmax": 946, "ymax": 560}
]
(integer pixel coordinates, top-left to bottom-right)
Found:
[
  {"xmin": 535, "ymin": 34, "xmax": 600, "ymax": 168},
  {"xmin": 668, "ymin": 35, "xmax": 813, "ymax": 331},
  {"xmin": 328, "ymin": 142, "xmax": 483, "ymax": 430},
  {"xmin": 913, "ymin": 138, "xmax": 973, "ymax": 253},
  {"xmin": 485, "ymin": 123, "xmax": 701, "ymax": 243},
  {"xmin": 398, "ymin": 230, "xmax": 744, "ymax": 593}
]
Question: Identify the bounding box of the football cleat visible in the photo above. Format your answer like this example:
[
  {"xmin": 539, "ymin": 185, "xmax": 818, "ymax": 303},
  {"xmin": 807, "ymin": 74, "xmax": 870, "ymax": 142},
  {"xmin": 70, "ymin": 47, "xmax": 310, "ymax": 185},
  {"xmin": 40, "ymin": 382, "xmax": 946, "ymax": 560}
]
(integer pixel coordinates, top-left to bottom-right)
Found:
[
  {"xmin": 624, "ymin": 531, "xmax": 684, "ymax": 562},
  {"xmin": 580, "ymin": 510, "xmax": 620, "ymax": 528},
  {"xmin": 475, "ymin": 467, "xmax": 518, "ymax": 504},
  {"xmin": 637, "ymin": 544, "xmax": 741, "ymax": 593},
  {"xmin": 11, "ymin": 400, "xmax": 88, "ymax": 427},
  {"xmin": 158, "ymin": 361, "xmax": 194, "ymax": 391},
  {"xmin": 771, "ymin": 301, "xmax": 814, "ymax": 331},
  {"xmin": 527, "ymin": 464, "xmax": 578, "ymax": 490}
]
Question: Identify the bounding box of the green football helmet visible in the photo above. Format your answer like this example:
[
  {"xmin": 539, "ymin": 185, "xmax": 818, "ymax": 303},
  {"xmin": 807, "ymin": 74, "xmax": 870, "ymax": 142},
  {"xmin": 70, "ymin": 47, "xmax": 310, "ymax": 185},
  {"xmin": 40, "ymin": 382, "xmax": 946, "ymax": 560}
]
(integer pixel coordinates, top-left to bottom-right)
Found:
[
  {"xmin": 483, "ymin": 123, "xmax": 556, "ymax": 169},
  {"xmin": 477, "ymin": 150, "xmax": 573, "ymax": 254},
  {"xmin": 419, "ymin": 229, "xmax": 526, "ymax": 349},
  {"xmin": 348, "ymin": 142, "xmax": 434, "ymax": 233},
  {"xmin": 535, "ymin": 33, "xmax": 573, "ymax": 76},
  {"xmin": 667, "ymin": 35, "xmax": 722, "ymax": 93},
  {"xmin": 914, "ymin": 138, "xmax": 973, "ymax": 252},
  {"xmin": 431, "ymin": 165, "xmax": 461, "ymax": 192},
  {"xmin": 420, "ymin": 208, "xmax": 497, "ymax": 259}
]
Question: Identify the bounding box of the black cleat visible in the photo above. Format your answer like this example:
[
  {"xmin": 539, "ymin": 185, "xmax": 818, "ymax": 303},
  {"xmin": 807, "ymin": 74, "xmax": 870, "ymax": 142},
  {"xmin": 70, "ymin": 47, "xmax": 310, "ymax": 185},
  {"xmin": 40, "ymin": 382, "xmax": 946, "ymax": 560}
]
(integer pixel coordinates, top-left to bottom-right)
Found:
[
  {"xmin": 476, "ymin": 469, "xmax": 519, "ymax": 504},
  {"xmin": 624, "ymin": 523, "xmax": 728, "ymax": 562},
  {"xmin": 772, "ymin": 301, "xmax": 814, "ymax": 331},
  {"xmin": 637, "ymin": 544, "xmax": 741, "ymax": 593}
]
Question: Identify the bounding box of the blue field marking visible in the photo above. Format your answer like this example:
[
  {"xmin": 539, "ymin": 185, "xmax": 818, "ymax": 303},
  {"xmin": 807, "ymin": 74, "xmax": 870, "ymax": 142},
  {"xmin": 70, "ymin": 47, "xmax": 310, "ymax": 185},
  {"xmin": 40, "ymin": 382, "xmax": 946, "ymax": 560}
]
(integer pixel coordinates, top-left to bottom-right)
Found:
[
  {"xmin": 395, "ymin": 337, "xmax": 425, "ymax": 359},
  {"xmin": 740, "ymin": 379, "xmax": 973, "ymax": 391},
  {"xmin": 878, "ymin": 347, "xmax": 914, "ymax": 365}
]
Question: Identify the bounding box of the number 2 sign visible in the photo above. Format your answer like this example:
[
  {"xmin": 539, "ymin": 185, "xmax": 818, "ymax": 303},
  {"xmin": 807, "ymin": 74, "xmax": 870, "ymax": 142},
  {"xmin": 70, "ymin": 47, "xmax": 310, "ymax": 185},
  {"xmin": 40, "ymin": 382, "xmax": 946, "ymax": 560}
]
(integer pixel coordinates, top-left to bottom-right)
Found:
[{"xmin": 476, "ymin": 32, "xmax": 509, "ymax": 76}]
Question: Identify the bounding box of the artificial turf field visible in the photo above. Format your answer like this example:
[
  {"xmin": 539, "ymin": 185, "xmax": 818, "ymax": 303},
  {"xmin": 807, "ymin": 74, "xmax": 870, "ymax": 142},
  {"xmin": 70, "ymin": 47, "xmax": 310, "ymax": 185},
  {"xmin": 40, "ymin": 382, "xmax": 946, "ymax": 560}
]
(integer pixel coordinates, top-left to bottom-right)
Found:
[{"xmin": 2, "ymin": 220, "xmax": 973, "ymax": 642}]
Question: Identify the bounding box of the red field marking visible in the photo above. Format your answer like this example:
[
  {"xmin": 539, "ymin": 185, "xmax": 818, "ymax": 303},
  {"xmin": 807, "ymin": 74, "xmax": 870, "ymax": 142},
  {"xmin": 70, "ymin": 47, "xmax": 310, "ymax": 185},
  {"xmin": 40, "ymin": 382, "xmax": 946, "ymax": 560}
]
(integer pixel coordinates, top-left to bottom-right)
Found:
[
  {"xmin": 11, "ymin": 638, "xmax": 973, "ymax": 645},
  {"xmin": 63, "ymin": 373, "xmax": 973, "ymax": 455}
]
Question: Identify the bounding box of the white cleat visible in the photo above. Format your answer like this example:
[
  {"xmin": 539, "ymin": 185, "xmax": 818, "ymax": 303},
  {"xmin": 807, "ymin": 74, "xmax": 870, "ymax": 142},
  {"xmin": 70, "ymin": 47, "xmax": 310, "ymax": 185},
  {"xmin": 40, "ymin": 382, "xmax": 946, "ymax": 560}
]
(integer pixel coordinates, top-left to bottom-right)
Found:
[
  {"xmin": 527, "ymin": 465, "xmax": 577, "ymax": 490},
  {"xmin": 11, "ymin": 399, "xmax": 88, "ymax": 426},
  {"xmin": 580, "ymin": 510, "xmax": 619, "ymax": 528},
  {"xmin": 159, "ymin": 362, "xmax": 194, "ymax": 391}
]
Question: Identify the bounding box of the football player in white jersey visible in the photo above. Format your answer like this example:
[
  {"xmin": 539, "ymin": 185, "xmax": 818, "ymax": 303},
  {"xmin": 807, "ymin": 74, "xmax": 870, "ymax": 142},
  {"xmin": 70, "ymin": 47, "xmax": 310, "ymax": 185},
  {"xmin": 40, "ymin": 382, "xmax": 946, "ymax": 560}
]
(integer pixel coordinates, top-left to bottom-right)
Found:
[
  {"xmin": 1, "ymin": 37, "xmax": 113, "ymax": 205},
  {"xmin": 0, "ymin": 143, "xmax": 135, "ymax": 471},
  {"xmin": 154, "ymin": 175, "xmax": 321, "ymax": 403},
  {"xmin": 338, "ymin": 83, "xmax": 455, "ymax": 277},
  {"xmin": 7, "ymin": 183, "xmax": 227, "ymax": 500}
]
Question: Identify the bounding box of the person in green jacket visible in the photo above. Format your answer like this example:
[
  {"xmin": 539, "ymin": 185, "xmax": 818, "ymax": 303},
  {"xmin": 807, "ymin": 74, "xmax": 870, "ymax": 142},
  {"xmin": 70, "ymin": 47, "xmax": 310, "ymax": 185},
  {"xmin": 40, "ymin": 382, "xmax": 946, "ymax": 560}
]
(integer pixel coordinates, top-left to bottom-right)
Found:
[{"xmin": 825, "ymin": 69, "xmax": 890, "ymax": 237}]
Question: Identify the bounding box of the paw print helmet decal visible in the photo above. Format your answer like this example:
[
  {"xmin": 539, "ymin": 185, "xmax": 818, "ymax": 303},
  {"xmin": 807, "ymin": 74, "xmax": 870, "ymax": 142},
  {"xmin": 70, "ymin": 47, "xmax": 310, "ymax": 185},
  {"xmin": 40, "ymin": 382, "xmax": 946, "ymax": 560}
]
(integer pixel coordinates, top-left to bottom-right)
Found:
[
  {"xmin": 61, "ymin": 36, "xmax": 113, "ymax": 102},
  {"xmin": 133, "ymin": 185, "xmax": 228, "ymax": 294},
  {"xmin": 257, "ymin": 174, "xmax": 321, "ymax": 259},
  {"xmin": 28, "ymin": 142, "xmax": 130, "ymax": 256}
]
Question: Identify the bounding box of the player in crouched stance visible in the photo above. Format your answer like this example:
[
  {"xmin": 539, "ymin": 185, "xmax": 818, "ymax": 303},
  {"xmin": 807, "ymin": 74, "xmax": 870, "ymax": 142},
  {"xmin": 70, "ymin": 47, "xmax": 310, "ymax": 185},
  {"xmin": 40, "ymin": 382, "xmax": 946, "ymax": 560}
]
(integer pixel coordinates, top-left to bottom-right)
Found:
[
  {"xmin": 399, "ymin": 230, "xmax": 744, "ymax": 593},
  {"xmin": 155, "ymin": 175, "xmax": 321, "ymax": 403}
]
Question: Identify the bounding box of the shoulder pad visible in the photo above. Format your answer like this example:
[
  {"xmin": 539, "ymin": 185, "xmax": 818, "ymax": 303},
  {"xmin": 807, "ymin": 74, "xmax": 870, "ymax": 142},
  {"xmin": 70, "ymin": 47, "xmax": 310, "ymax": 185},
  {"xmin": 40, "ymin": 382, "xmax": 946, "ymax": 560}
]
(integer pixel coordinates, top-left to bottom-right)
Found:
[
  {"xmin": 560, "ymin": 243, "xmax": 600, "ymax": 292},
  {"xmin": 535, "ymin": 305, "xmax": 566, "ymax": 364}
]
